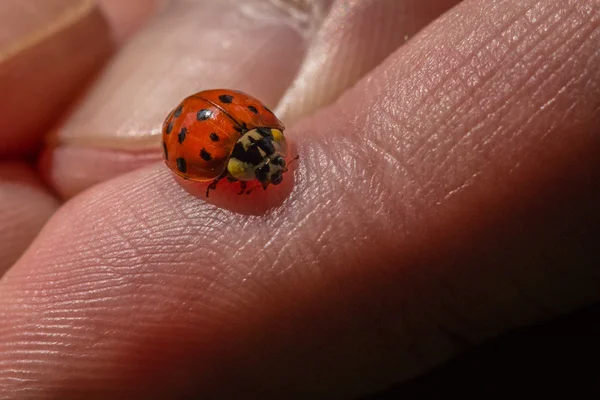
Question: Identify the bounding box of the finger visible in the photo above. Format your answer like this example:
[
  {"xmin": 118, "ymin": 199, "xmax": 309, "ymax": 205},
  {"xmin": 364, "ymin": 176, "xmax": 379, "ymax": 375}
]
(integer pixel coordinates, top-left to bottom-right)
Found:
[
  {"xmin": 275, "ymin": 0, "xmax": 461, "ymax": 125},
  {"xmin": 39, "ymin": 146, "xmax": 161, "ymax": 199},
  {"xmin": 0, "ymin": 163, "xmax": 59, "ymax": 276},
  {"xmin": 96, "ymin": 0, "xmax": 168, "ymax": 44},
  {"xmin": 44, "ymin": 0, "xmax": 326, "ymax": 199},
  {"xmin": 1, "ymin": 0, "xmax": 599, "ymax": 398},
  {"xmin": 0, "ymin": 0, "xmax": 113, "ymax": 156}
]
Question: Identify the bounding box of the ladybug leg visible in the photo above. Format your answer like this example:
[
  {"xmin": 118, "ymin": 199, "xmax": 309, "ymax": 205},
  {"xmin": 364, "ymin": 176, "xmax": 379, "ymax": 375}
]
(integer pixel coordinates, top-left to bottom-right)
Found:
[
  {"xmin": 244, "ymin": 182, "xmax": 261, "ymax": 195},
  {"xmin": 206, "ymin": 179, "xmax": 218, "ymax": 197},
  {"xmin": 237, "ymin": 181, "xmax": 247, "ymax": 195},
  {"xmin": 206, "ymin": 174, "xmax": 227, "ymax": 197}
]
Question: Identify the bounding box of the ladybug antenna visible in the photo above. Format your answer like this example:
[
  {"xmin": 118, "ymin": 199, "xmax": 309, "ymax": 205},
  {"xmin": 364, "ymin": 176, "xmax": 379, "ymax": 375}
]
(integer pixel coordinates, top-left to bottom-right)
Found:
[{"xmin": 283, "ymin": 155, "xmax": 300, "ymax": 172}]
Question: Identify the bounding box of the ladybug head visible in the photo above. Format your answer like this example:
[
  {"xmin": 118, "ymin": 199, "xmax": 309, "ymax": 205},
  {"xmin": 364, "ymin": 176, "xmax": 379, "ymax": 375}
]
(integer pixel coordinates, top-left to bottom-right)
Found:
[
  {"xmin": 255, "ymin": 154, "xmax": 287, "ymax": 186},
  {"xmin": 227, "ymin": 128, "xmax": 289, "ymax": 186}
]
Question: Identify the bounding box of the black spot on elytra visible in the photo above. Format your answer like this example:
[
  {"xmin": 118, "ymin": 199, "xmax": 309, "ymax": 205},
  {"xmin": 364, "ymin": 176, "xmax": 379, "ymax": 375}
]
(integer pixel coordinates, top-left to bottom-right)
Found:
[
  {"xmin": 166, "ymin": 120, "xmax": 173, "ymax": 134},
  {"xmin": 234, "ymin": 125, "xmax": 243, "ymax": 133},
  {"xmin": 219, "ymin": 94, "xmax": 233, "ymax": 104},
  {"xmin": 162, "ymin": 142, "xmax": 168, "ymax": 160},
  {"xmin": 197, "ymin": 109, "xmax": 212, "ymax": 121},
  {"xmin": 176, "ymin": 157, "xmax": 187, "ymax": 173},
  {"xmin": 248, "ymin": 105, "xmax": 258, "ymax": 114},
  {"xmin": 200, "ymin": 148, "xmax": 213, "ymax": 161},
  {"xmin": 174, "ymin": 105, "xmax": 183, "ymax": 118},
  {"xmin": 178, "ymin": 127, "xmax": 187, "ymax": 144},
  {"xmin": 209, "ymin": 132, "xmax": 220, "ymax": 142}
]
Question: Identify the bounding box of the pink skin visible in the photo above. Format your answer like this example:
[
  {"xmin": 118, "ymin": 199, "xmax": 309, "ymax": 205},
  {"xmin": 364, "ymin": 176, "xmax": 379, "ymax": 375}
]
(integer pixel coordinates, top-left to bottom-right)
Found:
[
  {"xmin": 0, "ymin": 1, "xmax": 112, "ymax": 156},
  {"xmin": 0, "ymin": 163, "xmax": 59, "ymax": 275},
  {"xmin": 1, "ymin": 0, "xmax": 600, "ymax": 398},
  {"xmin": 0, "ymin": 0, "xmax": 158, "ymax": 277},
  {"xmin": 96, "ymin": 0, "xmax": 169, "ymax": 44},
  {"xmin": 39, "ymin": 146, "xmax": 161, "ymax": 200},
  {"xmin": 0, "ymin": 0, "xmax": 120, "ymax": 280}
]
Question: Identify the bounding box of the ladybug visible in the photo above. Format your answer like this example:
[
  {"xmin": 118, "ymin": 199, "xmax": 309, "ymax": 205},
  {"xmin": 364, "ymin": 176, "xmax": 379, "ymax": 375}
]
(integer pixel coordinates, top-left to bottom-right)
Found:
[{"xmin": 161, "ymin": 89, "xmax": 295, "ymax": 197}]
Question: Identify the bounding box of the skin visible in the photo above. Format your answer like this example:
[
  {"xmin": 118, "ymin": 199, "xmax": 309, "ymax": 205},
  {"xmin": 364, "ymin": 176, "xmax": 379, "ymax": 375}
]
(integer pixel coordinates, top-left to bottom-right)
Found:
[{"xmin": 1, "ymin": 0, "xmax": 600, "ymax": 398}]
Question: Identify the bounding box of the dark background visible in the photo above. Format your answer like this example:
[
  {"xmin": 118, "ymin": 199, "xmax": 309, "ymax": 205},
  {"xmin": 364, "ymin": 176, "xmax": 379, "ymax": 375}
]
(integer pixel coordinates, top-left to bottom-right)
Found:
[{"xmin": 365, "ymin": 301, "xmax": 600, "ymax": 398}]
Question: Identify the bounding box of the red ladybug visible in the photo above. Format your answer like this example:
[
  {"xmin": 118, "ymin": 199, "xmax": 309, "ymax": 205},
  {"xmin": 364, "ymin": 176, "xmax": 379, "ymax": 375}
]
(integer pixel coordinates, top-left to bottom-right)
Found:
[{"xmin": 162, "ymin": 89, "xmax": 293, "ymax": 197}]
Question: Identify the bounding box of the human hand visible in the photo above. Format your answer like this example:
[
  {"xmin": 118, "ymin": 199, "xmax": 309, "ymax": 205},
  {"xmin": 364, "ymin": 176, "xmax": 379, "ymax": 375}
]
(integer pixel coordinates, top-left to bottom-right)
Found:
[{"xmin": 1, "ymin": 0, "xmax": 599, "ymax": 398}]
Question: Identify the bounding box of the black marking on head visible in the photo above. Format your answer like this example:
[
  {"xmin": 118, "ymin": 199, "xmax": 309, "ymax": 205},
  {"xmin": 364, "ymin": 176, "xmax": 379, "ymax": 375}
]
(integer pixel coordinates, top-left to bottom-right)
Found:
[
  {"xmin": 231, "ymin": 142, "xmax": 264, "ymax": 165},
  {"xmin": 196, "ymin": 109, "xmax": 212, "ymax": 121},
  {"xmin": 176, "ymin": 157, "xmax": 187, "ymax": 173},
  {"xmin": 174, "ymin": 105, "xmax": 183, "ymax": 118},
  {"xmin": 256, "ymin": 137, "xmax": 276, "ymax": 155},
  {"xmin": 209, "ymin": 132, "xmax": 220, "ymax": 142},
  {"xmin": 248, "ymin": 105, "xmax": 258, "ymax": 114},
  {"xmin": 219, "ymin": 94, "xmax": 233, "ymax": 104},
  {"xmin": 255, "ymin": 163, "xmax": 270, "ymax": 182},
  {"xmin": 178, "ymin": 127, "xmax": 187, "ymax": 144},
  {"xmin": 162, "ymin": 142, "xmax": 168, "ymax": 160},
  {"xmin": 200, "ymin": 148, "xmax": 213, "ymax": 161},
  {"xmin": 256, "ymin": 127, "xmax": 272, "ymax": 137},
  {"xmin": 166, "ymin": 120, "xmax": 174, "ymax": 134}
]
